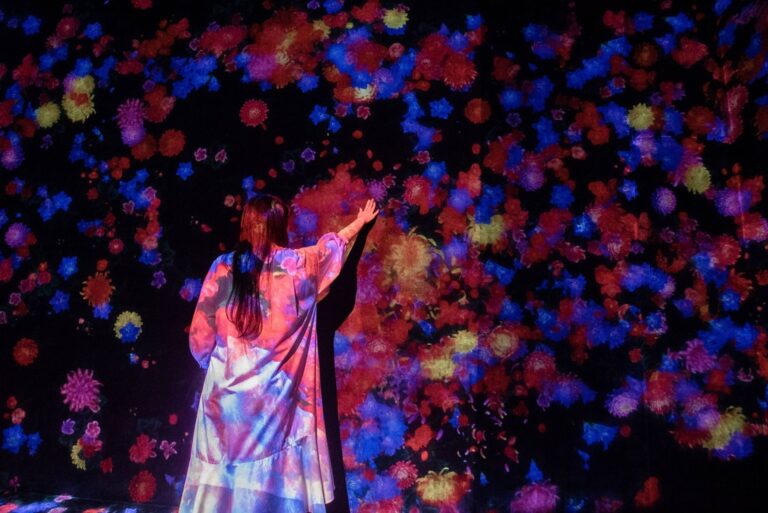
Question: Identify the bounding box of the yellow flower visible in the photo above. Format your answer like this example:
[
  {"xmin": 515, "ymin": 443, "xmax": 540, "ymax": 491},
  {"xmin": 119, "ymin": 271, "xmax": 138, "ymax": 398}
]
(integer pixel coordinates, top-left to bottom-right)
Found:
[
  {"xmin": 353, "ymin": 84, "xmax": 376, "ymax": 102},
  {"xmin": 71, "ymin": 74, "xmax": 96, "ymax": 94},
  {"xmin": 468, "ymin": 214, "xmax": 505, "ymax": 246},
  {"xmin": 71, "ymin": 442, "xmax": 87, "ymax": 471},
  {"xmin": 382, "ymin": 232, "xmax": 436, "ymax": 297},
  {"xmin": 488, "ymin": 325, "xmax": 521, "ymax": 359},
  {"xmin": 383, "ymin": 8, "xmax": 408, "ymax": 30},
  {"xmin": 311, "ymin": 20, "xmax": 331, "ymax": 39},
  {"xmin": 35, "ymin": 102, "xmax": 61, "ymax": 128},
  {"xmin": 684, "ymin": 164, "xmax": 711, "ymax": 193},
  {"xmin": 415, "ymin": 468, "xmax": 471, "ymax": 505},
  {"xmin": 703, "ymin": 406, "xmax": 745, "ymax": 450},
  {"xmin": 62, "ymin": 91, "xmax": 96, "ymax": 122},
  {"xmin": 114, "ymin": 311, "xmax": 143, "ymax": 340},
  {"xmin": 420, "ymin": 342, "xmax": 455, "ymax": 380},
  {"xmin": 627, "ymin": 103, "xmax": 654, "ymax": 130},
  {"xmin": 451, "ymin": 330, "xmax": 477, "ymax": 353}
]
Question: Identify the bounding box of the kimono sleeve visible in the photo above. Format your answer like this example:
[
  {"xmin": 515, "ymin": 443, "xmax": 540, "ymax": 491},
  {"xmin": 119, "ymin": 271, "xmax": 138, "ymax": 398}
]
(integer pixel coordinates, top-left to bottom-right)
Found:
[
  {"xmin": 189, "ymin": 257, "xmax": 223, "ymax": 370},
  {"xmin": 304, "ymin": 232, "xmax": 348, "ymax": 302}
]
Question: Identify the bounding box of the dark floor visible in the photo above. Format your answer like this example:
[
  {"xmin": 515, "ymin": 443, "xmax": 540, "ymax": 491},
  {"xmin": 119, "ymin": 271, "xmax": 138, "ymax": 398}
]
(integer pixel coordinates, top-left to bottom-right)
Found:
[{"xmin": 0, "ymin": 493, "xmax": 178, "ymax": 512}]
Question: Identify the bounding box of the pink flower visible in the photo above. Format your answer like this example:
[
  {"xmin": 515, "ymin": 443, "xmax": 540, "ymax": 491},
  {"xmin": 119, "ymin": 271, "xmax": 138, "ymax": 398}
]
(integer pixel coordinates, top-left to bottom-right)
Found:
[
  {"xmin": 214, "ymin": 148, "xmax": 228, "ymax": 163},
  {"xmin": 676, "ymin": 339, "xmax": 716, "ymax": 373},
  {"xmin": 84, "ymin": 420, "xmax": 101, "ymax": 440},
  {"xmin": 193, "ymin": 147, "xmax": 207, "ymax": 161},
  {"xmin": 159, "ymin": 439, "xmax": 177, "ymax": 460},
  {"xmin": 60, "ymin": 369, "xmax": 102, "ymax": 413},
  {"xmin": 388, "ymin": 460, "xmax": 418, "ymax": 488},
  {"xmin": 509, "ymin": 482, "xmax": 559, "ymax": 513}
]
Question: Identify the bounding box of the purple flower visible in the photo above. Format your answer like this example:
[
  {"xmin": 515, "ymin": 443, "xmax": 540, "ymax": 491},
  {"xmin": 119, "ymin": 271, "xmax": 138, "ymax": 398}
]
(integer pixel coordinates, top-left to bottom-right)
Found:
[
  {"xmin": 193, "ymin": 148, "xmax": 208, "ymax": 161},
  {"xmin": 4, "ymin": 222, "xmax": 31, "ymax": 248},
  {"xmin": 300, "ymin": 147, "xmax": 316, "ymax": 162},
  {"xmin": 151, "ymin": 270, "xmax": 167, "ymax": 288},
  {"xmin": 61, "ymin": 418, "xmax": 76, "ymax": 435}
]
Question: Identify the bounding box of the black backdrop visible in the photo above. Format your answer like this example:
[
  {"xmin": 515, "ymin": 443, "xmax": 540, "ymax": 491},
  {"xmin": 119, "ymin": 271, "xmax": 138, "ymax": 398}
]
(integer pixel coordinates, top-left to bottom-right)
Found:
[{"xmin": 1, "ymin": 0, "xmax": 768, "ymax": 511}]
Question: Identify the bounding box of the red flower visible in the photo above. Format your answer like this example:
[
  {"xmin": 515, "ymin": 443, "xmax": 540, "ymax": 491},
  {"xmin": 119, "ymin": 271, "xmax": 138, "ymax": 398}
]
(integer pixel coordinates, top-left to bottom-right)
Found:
[
  {"xmin": 643, "ymin": 371, "xmax": 677, "ymax": 414},
  {"xmin": 523, "ymin": 350, "xmax": 557, "ymax": 389},
  {"xmin": 405, "ymin": 424, "xmax": 434, "ymax": 451},
  {"xmin": 492, "ymin": 56, "xmax": 520, "ymax": 84},
  {"xmin": 100, "ymin": 457, "xmax": 113, "ymax": 474},
  {"xmin": 55, "ymin": 17, "xmax": 80, "ymax": 40},
  {"xmin": 672, "ymin": 37, "xmax": 709, "ymax": 68},
  {"xmin": 13, "ymin": 338, "xmax": 38, "ymax": 366},
  {"xmin": 351, "ymin": 1, "xmax": 382, "ymax": 24},
  {"xmin": 130, "ymin": 134, "xmax": 157, "ymax": 161},
  {"xmin": 144, "ymin": 85, "xmax": 175, "ymax": 123},
  {"xmin": 684, "ymin": 106, "xmax": 715, "ymax": 136},
  {"xmin": 388, "ymin": 460, "xmax": 418, "ymax": 489},
  {"xmin": 158, "ymin": 129, "xmax": 185, "ymax": 157},
  {"xmin": 634, "ymin": 476, "xmax": 661, "ymax": 508},
  {"xmin": 402, "ymin": 175, "xmax": 435, "ymax": 215},
  {"xmin": 239, "ymin": 99, "xmax": 269, "ymax": 127},
  {"xmin": 199, "ymin": 25, "xmax": 247, "ymax": 57},
  {"xmin": 348, "ymin": 40, "xmax": 388, "ymax": 73},
  {"xmin": 128, "ymin": 470, "xmax": 157, "ymax": 503},
  {"xmin": 464, "ymin": 98, "xmax": 491, "ymax": 124},
  {"xmin": 443, "ymin": 52, "xmax": 477, "ymax": 90},
  {"xmin": 128, "ymin": 433, "xmax": 157, "ymax": 464}
]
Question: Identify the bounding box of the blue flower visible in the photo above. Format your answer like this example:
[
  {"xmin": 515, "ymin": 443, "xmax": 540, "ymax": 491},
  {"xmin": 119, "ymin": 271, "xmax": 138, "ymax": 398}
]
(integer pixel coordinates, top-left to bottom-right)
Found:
[
  {"xmin": 572, "ymin": 214, "xmax": 595, "ymax": 238},
  {"xmin": 353, "ymin": 394, "xmax": 407, "ymax": 464},
  {"xmin": 309, "ymin": 105, "xmax": 329, "ymax": 125},
  {"xmin": 466, "ymin": 14, "xmax": 483, "ymax": 30},
  {"xmin": 720, "ymin": 288, "xmax": 740, "ymax": 312},
  {"xmin": 528, "ymin": 77, "xmax": 553, "ymax": 112},
  {"xmin": 93, "ymin": 303, "xmax": 112, "ymax": 319},
  {"xmin": 583, "ymin": 422, "xmax": 618, "ymax": 450},
  {"xmin": 50, "ymin": 290, "xmax": 70, "ymax": 313},
  {"xmin": 526, "ymin": 460, "xmax": 544, "ymax": 482},
  {"xmin": 500, "ymin": 89, "xmax": 523, "ymax": 110},
  {"xmin": 550, "ymin": 184, "xmax": 574, "ymax": 208},
  {"xmin": 634, "ymin": 12, "xmax": 654, "ymax": 31},
  {"xmin": 83, "ymin": 22, "xmax": 103, "ymax": 39},
  {"xmin": 429, "ymin": 98, "xmax": 453, "ymax": 119},
  {"xmin": 296, "ymin": 74, "xmax": 320, "ymax": 93},
  {"xmin": 26, "ymin": 432, "xmax": 42, "ymax": 455},
  {"xmin": 58, "ymin": 256, "xmax": 78, "ymax": 279},
  {"xmin": 448, "ymin": 188, "xmax": 473, "ymax": 213},
  {"xmin": 714, "ymin": 0, "xmax": 733, "ymax": 15},
  {"xmin": 21, "ymin": 15, "xmax": 41, "ymax": 35},
  {"xmin": 665, "ymin": 13, "xmax": 694, "ymax": 34},
  {"xmin": 423, "ymin": 161, "xmax": 446, "ymax": 185},
  {"xmin": 177, "ymin": 162, "xmax": 194, "ymax": 181},
  {"xmin": 2, "ymin": 425, "xmax": 26, "ymax": 454}
]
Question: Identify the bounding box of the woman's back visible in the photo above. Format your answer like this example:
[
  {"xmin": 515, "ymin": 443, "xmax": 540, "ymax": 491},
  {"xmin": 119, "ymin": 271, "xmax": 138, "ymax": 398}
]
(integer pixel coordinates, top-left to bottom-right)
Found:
[{"xmin": 180, "ymin": 232, "xmax": 348, "ymax": 513}]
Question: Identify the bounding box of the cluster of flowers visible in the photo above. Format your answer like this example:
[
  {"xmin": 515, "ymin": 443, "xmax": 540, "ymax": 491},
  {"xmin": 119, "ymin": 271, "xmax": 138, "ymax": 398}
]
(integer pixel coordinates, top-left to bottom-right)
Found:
[{"xmin": 1, "ymin": 0, "xmax": 767, "ymax": 510}]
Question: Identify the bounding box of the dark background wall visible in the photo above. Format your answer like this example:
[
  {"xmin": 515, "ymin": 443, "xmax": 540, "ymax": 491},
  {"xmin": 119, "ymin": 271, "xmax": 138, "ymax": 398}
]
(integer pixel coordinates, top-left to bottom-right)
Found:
[{"xmin": 1, "ymin": 0, "xmax": 767, "ymax": 511}]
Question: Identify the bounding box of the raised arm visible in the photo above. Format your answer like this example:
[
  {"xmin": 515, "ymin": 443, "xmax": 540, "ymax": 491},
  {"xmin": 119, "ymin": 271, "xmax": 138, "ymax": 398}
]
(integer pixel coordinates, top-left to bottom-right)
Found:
[
  {"xmin": 338, "ymin": 198, "xmax": 379, "ymax": 250},
  {"xmin": 308, "ymin": 199, "xmax": 380, "ymax": 301}
]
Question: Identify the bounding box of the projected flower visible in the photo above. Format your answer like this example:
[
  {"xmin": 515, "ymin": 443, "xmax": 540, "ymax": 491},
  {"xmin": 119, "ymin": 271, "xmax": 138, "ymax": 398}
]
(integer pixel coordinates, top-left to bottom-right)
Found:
[{"xmin": 60, "ymin": 369, "xmax": 102, "ymax": 413}]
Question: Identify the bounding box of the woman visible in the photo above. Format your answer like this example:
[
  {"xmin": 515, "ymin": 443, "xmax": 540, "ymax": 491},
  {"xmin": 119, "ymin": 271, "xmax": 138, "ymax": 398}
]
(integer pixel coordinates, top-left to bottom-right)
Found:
[{"xmin": 179, "ymin": 194, "xmax": 379, "ymax": 513}]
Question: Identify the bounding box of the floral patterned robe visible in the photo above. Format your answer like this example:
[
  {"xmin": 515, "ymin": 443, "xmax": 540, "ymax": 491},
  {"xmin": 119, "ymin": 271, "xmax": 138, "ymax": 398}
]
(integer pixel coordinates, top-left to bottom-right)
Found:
[{"xmin": 179, "ymin": 232, "xmax": 348, "ymax": 513}]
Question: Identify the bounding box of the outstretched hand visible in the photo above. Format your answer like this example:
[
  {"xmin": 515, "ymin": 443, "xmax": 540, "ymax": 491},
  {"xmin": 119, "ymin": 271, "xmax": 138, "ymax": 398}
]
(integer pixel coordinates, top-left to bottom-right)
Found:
[{"xmin": 356, "ymin": 198, "xmax": 380, "ymax": 223}]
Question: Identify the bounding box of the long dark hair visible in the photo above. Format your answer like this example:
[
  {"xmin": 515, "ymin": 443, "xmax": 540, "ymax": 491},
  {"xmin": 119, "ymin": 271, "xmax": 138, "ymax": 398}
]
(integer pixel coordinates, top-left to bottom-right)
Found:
[{"xmin": 226, "ymin": 193, "xmax": 289, "ymax": 339}]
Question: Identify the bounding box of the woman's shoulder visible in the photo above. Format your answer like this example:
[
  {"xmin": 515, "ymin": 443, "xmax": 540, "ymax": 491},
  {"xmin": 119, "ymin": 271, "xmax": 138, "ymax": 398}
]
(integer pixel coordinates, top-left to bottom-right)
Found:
[{"xmin": 209, "ymin": 251, "xmax": 235, "ymax": 272}]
